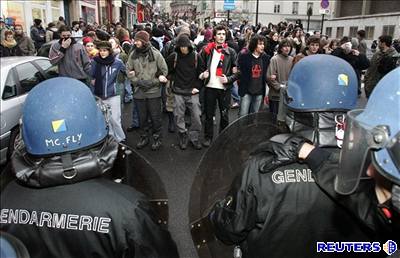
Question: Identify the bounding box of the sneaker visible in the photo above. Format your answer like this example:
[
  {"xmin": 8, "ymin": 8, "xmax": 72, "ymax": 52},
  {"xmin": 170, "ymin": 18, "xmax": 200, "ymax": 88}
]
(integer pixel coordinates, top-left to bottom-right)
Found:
[
  {"xmin": 203, "ymin": 138, "xmax": 212, "ymax": 147},
  {"xmin": 191, "ymin": 140, "xmax": 202, "ymax": 150},
  {"xmin": 179, "ymin": 132, "xmax": 188, "ymax": 150},
  {"xmin": 231, "ymin": 102, "xmax": 240, "ymax": 109},
  {"xmin": 151, "ymin": 135, "xmax": 162, "ymax": 151},
  {"xmin": 136, "ymin": 135, "xmax": 149, "ymax": 149}
]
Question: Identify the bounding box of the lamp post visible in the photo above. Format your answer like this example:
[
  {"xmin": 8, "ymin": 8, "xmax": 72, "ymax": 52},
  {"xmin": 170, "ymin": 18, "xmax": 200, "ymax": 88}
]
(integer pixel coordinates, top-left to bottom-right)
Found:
[
  {"xmin": 255, "ymin": 0, "xmax": 260, "ymax": 25},
  {"xmin": 306, "ymin": 6, "xmax": 312, "ymax": 32}
]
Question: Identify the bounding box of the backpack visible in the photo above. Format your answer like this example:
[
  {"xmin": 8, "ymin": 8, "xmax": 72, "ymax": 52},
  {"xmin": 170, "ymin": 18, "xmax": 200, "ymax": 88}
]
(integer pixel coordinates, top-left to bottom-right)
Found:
[{"xmin": 171, "ymin": 50, "xmax": 198, "ymax": 70}]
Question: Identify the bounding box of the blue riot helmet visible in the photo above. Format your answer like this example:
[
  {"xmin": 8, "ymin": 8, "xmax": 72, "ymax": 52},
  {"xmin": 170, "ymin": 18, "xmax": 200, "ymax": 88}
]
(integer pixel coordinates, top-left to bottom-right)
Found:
[
  {"xmin": 286, "ymin": 54, "xmax": 358, "ymax": 112},
  {"xmin": 335, "ymin": 68, "xmax": 400, "ymax": 200},
  {"xmin": 283, "ymin": 55, "xmax": 358, "ymax": 147},
  {"xmin": 22, "ymin": 77, "xmax": 108, "ymax": 156}
]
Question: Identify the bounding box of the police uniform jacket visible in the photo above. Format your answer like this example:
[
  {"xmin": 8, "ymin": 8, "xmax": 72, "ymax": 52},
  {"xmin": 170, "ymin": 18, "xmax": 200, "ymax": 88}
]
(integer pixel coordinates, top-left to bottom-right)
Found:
[
  {"xmin": 0, "ymin": 139, "xmax": 178, "ymax": 258},
  {"xmin": 210, "ymin": 147, "xmax": 385, "ymax": 258}
]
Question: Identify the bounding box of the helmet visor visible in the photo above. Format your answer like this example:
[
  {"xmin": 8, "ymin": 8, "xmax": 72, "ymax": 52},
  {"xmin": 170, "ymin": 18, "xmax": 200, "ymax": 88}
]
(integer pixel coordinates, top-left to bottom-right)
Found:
[{"xmin": 335, "ymin": 109, "xmax": 390, "ymax": 195}]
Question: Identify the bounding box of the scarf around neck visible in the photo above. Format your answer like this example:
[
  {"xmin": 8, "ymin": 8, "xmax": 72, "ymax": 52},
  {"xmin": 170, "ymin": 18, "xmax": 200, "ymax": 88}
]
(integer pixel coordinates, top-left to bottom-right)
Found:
[
  {"xmin": 131, "ymin": 44, "xmax": 154, "ymax": 62},
  {"xmin": 1, "ymin": 39, "xmax": 17, "ymax": 48},
  {"xmin": 93, "ymin": 54, "xmax": 115, "ymax": 98},
  {"xmin": 204, "ymin": 42, "xmax": 228, "ymax": 76}
]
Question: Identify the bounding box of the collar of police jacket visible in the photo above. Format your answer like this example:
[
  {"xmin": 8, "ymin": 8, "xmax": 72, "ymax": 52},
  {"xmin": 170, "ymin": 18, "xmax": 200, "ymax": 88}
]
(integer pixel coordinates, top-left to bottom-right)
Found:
[{"xmin": 11, "ymin": 136, "xmax": 119, "ymax": 188}]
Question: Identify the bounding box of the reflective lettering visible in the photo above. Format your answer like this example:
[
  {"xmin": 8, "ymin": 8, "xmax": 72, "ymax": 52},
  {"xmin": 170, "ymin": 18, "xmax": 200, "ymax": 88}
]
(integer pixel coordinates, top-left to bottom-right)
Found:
[
  {"xmin": 271, "ymin": 169, "xmax": 315, "ymax": 184},
  {"xmin": 8, "ymin": 209, "xmax": 18, "ymax": 224},
  {"xmin": 1, "ymin": 209, "xmax": 111, "ymax": 234},
  {"xmin": 39, "ymin": 212, "xmax": 52, "ymax": 227},
  {"xmin": 295, "ymin": 169, "xmax": 308, "ymax": 182},
  {"xmin": 53, "ymin": 213, "xmax": 66, "ymax": 229},
  {"xmin": 0, "ymin": 209, "xmax": 8, "ymax": 223},
  {"xmin": 79, "ymin": 215, "xmax": 92, "ymax": 231},
  {"xmin": 98, "ymin": 217, "xmax": 111, "ymax": 233},
  {"xmin": 271, "ymin": 171, "xmax": 284, "ymax": 184},
  {"xmin": 285, "ymin": 169, "xmax": 296, "ymax": 182},
  {"xmin": 67, "ymin": 214, "xmax": 79, "ymax": 230},
  {"xmin": 29, "ymin": 211, "xmax": 39, "ymax": 226},
  {"xmin": 19, "ymin": 210, "xmax": 30, "ymax": 224}
]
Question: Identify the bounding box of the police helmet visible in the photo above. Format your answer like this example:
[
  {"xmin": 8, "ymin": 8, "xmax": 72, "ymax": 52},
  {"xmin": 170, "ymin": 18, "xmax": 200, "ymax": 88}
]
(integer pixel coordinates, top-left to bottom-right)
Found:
[
  {"xmin": 335, "ymin": 68, "xmax": 400, "ymax": 195},
  {"xmin": 0, "ymin": 232, "xmax": 30, "ymax": 258},
  {"xmin": 22, "ymin": 77, "xmax": 108, "ymax": 156},
  {"xmin": 286, "ymin": 55, "xmax": 358, "ymax": 112}
]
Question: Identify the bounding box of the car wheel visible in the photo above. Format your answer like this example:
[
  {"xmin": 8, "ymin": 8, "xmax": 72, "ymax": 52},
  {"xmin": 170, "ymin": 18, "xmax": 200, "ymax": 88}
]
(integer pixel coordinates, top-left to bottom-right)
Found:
[{"xmin": 7, "ymin": 127, "xmax": 20, "ymax": 159}]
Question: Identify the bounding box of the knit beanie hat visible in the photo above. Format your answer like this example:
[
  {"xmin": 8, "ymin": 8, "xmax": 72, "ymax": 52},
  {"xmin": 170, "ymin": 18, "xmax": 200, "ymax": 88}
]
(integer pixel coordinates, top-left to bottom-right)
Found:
[
  {"xmin": 82, "ymin": 36, "xmax": 93, "ymax": 45},
  {"xmin": 135, "ymin": 31, "xmax": 150, "ymax": 44},
  {"xmin": 176, "ymin": 34, "xmax": 191, "ymax": 48},
  {"xmin": 96, "ymin": 41, "xmax": 112, "ymax": 51}
]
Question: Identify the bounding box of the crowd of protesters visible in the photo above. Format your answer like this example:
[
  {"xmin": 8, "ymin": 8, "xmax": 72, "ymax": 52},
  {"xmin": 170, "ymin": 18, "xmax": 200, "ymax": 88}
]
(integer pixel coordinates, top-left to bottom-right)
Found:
[{"xmin": 1, "ymin": 16, "xmax": 399, "ymax": 150}]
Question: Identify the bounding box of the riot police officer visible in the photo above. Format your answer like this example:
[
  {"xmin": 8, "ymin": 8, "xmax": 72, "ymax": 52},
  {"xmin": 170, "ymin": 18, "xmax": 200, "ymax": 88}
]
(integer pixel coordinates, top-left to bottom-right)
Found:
[
  {"xmin": 0, "ymin": 78, "xmax": 179, "ymax": 258},
  {"xmin": 298, "ymin": 67, "xmax": 400, "ymax": 242},
  {"xmin": 208, "ymin": 55, "xmax": 385, "ymax": 258}
]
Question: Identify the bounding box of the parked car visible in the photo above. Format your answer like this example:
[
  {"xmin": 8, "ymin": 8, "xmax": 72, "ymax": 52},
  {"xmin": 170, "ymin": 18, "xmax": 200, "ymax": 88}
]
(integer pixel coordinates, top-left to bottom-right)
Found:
[{"xmin": 0, "ymin": 56, "xmax": 58, "ymax": 165}]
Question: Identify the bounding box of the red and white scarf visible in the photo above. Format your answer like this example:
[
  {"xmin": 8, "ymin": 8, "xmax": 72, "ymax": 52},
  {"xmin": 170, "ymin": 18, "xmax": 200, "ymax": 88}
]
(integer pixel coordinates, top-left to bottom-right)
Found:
[{"xmin": 204, "ymin": 42, "xmax": 228, "ymax": 76}]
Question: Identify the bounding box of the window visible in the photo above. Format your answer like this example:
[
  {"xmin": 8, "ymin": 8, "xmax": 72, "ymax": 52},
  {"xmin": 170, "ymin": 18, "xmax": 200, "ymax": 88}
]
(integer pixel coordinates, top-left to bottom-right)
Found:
[
  {"xmin": 274, "ymin": 4, "xmax": 280, "ymax": 13},
  {"xmin": 365, "ymin": 26, "xmax": 375, "ymax": 40},
  {"xmin": 336, "ymin": 27, "xmax": 344, "ymax": 39},
  {"xmin": 2, "ymin": 71, "xmax": 17, "ymax": 100},
  {"xmin": 325, "ymin": 27, "xmax": 332, "ymax": 38},
  {"xmin": 349, "ymin": 26, "xmax": 358, "ymax": 38},
  {"xmin": 15, "ymin": 62, "xmax": 43, "ymax": 93},
  {"xmin": 292, "ymin": 2, "xmax": 299, "ymax": 14},
  {"xmin": 34, "ymin": 59, "xmax": 59, "ymax": 79},
  {"xmin": 382, "ymin": 25, "xmax": 395, "ymax": 37}
]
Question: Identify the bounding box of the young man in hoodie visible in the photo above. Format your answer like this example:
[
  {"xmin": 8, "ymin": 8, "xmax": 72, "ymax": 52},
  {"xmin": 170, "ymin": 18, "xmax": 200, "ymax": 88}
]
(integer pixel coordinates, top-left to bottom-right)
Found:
[
  {"xmin": 166, "ymin": 34, "xmax": 203, "ymax": 150},
  {"xmin": 127, "ymin": 31, "xmax": 168, "ymax": 151},
  {"xmin": 49, "ymin": 25, "xmax": 91, "ymax": 84}
]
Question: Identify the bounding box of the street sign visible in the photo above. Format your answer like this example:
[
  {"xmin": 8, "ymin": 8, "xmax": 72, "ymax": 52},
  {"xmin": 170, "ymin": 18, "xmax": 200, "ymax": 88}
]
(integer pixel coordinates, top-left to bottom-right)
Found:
[
  {"xmin": 224, "ymin": 0, "xmax": 235, "ymax": 11},
  {"xmin": 320, "ymin": 0, "xmax": 329, "ymax": 9},
  {"xmin": 319, "ymin": 9, "xmax": 330, "ymax": 14}
]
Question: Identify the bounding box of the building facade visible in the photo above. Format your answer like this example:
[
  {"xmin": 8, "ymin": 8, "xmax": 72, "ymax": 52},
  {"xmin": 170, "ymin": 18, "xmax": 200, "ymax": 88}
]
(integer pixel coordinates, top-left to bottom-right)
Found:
[
  {"xmin": 1, "ymin": 0, "xmax": 64, "ymax": 33},
  {"xmin": 170, "ymin": 0, "xmax": 196, "ymax": 21},
  {"xmin": 323, "ymin": 0, "xmax": 400, "ymax": 43}
]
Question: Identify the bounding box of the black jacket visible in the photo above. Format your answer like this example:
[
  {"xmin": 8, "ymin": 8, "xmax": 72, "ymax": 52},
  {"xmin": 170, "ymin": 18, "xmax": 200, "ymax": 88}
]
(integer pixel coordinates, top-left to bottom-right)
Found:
[
  {"xmin": 199, "ymin": 44, "xmax": 239, "ymax": 90},
  {"xmin": 0, "ymin": 138, "xmax": 178, "ymax": 258},
  {"xmin": 210, "ymin": 145, "xmax": 385, "ymax": 258},
  {"xmin": 237, "ymin": 50, "xmax": 270, "ymax": 97},
  {"xmin": 166, "ymin": 47, "xmax": 202, "ymax": 96}
]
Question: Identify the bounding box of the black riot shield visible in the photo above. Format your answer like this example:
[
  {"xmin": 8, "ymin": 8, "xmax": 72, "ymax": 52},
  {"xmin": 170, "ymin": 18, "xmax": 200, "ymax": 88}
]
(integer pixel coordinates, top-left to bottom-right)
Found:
[
  {"xmin": 111, "ymin": 144, "xmax": 169, "ymax": 228},
  {"xmin": 189, "ymin": 112, "xmax": 279, "ymax": 258}
]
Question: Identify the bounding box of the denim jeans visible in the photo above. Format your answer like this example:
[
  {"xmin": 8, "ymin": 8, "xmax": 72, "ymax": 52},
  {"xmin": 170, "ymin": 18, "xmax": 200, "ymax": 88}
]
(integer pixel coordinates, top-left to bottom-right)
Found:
[
  {"xmin": 124, "ymin": 78, "xmax": 133, "ymax": 102},
  {"xmin": 239, "ymin": 94, "xmax": 263, "ymax": 117},
  {"xmin": 231, "ymin": 81, "xmax": 240, "ymax": 104},
  {"xmin": 130, "ymin": 98, "xmax": 140, "ymax": 127}
]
